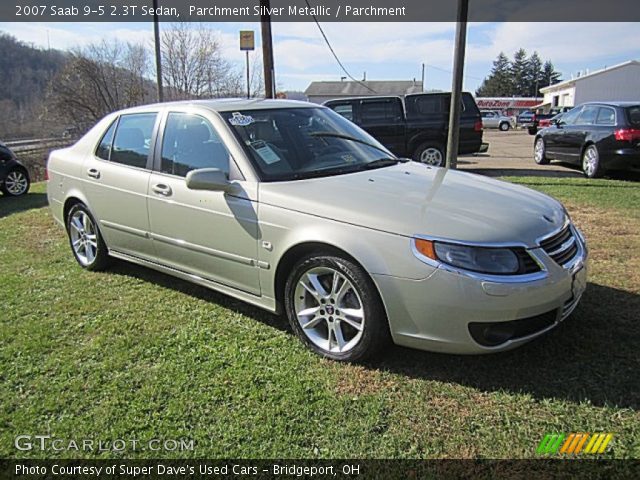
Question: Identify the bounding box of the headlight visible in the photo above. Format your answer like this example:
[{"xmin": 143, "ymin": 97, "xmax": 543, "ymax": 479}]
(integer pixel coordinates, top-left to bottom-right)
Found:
[{"xmin": 413, "ymin": 238, "xmax": 521, "ymax": 275}]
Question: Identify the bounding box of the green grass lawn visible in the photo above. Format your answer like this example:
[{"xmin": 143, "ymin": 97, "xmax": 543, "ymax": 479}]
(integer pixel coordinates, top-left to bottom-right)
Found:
[{"xmin": 1, "ymin": 180, "xmax": 639, "ymax": 459}]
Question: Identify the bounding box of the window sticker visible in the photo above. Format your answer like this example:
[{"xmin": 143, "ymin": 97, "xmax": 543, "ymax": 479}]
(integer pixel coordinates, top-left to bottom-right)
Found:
[
  {"xmin": 250, "ymin": 141, "xmax": 281, "ymax": 165},
  {"xmin": 229, "ymin": 112, "xmax": 254, "ymax": 126}
]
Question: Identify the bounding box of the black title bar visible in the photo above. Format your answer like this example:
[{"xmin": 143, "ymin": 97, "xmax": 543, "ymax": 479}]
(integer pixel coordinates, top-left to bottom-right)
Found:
[{"xmin": 2, "ymin": 0, "xmax": 640, "ymax": 22}]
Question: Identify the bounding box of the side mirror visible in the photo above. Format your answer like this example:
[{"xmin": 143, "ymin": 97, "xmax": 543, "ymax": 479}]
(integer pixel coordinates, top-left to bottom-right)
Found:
[{"xmin": 185, "ymin": 168, "xmax": 232, "ymax": 192}]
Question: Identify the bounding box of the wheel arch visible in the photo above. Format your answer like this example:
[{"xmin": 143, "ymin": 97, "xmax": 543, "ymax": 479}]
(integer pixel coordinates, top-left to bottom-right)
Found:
[{"xmin": 273, "ymin": 241, "xmax": 387, "ymax": 318}]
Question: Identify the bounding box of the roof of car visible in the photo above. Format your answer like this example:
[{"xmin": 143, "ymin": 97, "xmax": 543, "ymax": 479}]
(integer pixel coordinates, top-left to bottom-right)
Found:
[
  {"xmin": 120, "ymin": 98, "xmax": 316, "ymax": 114},
  {"xmin": 582, "ymin": 101, "xmax": 640, "ymax": 107}
]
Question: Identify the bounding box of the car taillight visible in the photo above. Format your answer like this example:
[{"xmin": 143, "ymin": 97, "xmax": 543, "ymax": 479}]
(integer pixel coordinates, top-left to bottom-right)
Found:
[
  {"xmin": 614, "ymin": 128, "xmax": 640, "ymax": 142},
  {"xmin": 474, "ymin": 120, "xmax": 483, "ymax": 132}
]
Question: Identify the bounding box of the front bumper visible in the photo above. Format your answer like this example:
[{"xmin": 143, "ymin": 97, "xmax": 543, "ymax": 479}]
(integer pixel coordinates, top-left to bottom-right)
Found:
[{"xmin": 374, "ymin": 227, "xmax": 588, "ymax": 354}]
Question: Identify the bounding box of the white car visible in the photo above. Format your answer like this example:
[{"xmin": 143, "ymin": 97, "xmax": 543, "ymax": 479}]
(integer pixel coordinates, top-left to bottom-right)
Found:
[{"xmin": 47, "ymin": 99, "xmax": 588, "ymax": 361}]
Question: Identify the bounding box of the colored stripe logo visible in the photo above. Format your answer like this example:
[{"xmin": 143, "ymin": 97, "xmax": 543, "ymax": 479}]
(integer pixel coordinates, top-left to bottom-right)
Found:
[{"xmin": 537, "ymin": 433, "xmax": 613, "ymax": 455}]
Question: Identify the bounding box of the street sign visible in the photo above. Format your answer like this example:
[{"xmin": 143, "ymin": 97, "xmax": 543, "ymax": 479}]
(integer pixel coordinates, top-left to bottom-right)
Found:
[{"xmin": 240, "ymin": 30, "xmax": 255, "ymax": 51}]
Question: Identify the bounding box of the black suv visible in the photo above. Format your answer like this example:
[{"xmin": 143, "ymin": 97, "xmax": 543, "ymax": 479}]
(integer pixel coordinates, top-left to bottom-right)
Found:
[
  {"xmin": 534, "ymin": 102, "xmax": 640, "ymax": 178},
  {"xmin": 0, "ymin": 143, "xmax": 30, "ymax": 196},
  {"xmin": 324, "ymin": 92, "xmax": 484, "ymax": 166}
]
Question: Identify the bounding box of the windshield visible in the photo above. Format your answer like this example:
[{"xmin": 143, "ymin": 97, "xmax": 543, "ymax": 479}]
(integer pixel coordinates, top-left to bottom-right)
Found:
[{"xmin": 221, "ymin": 107, "xmax": 397, "ymax": 181}]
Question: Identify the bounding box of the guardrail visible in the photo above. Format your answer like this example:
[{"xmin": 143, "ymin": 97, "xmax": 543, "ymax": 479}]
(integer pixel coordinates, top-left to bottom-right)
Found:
[{"xmin": 5, "ymin": 137, "xmax": 76, "ymax": 154}]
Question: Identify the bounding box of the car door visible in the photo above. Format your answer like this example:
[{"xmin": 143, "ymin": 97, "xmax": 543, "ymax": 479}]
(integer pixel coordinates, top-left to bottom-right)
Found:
[
  {"xmin": 560, "ymin": 105, "xmax": 598, "ymax": 162},
  {"xmin": 358, "ymin": 98, "xmax": 406, "ymax": 156},
  {"xmin": 147, "ymin": 110, "xmax": 260, "ymax": 295},
  {"xmin": 544, "ymin": 106, "xmax": 582, "ymax": 159},
  {"xmin": 82, "ymin": 112, "xmax": 159, "ymax": 259},
  {"xmin": 482, "ymin": 111, "xmax": 497, "ymax": 128}
]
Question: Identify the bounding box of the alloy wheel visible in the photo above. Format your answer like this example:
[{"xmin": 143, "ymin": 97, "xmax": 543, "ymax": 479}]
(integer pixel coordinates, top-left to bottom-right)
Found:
[
  {"xmin": 294, "ymin": 266, "xmax": 365, "ymax": 354},
  {"xmin": 583, "ymin": 147, "xmax": 598, "ymax": 177},
  {"xmin": 69, "ymin": 210, "xmax": 99, "ymax": 266},
  {"xmin": 420, "ymin": 148, "xmax": 444, "ymax": 166},
  {"xmin": 534, "ymin": 139, "xmax": 545, "ymax": 163},
  {"xmin": 5, "ymin": 170, "xmax": 28, "ymax": 195}
]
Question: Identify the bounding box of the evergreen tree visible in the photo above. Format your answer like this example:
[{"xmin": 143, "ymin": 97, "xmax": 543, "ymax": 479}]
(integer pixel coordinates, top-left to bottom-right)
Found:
[
  {"xmin": 475, "ymin": 52, "xmax": 513, "ymax": 97},
  {"xmin": 510, "ymin": 48, "xmax": 529, "ymax": 96},
  {"xmin": 540, "ymin": 60, "xmax": 562, "ymax": 90},
  {"xmin": 527, "ymin": 51, "xmax": 543, "ymax": 97}
]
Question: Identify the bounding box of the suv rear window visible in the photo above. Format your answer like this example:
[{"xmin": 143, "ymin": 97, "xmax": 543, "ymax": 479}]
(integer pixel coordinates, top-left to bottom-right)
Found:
[{"xmin": 626, "ymin": 106, "xmax": 640, "ymax": 127}]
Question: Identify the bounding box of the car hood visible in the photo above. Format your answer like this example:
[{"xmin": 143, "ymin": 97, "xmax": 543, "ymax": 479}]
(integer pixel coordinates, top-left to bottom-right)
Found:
[{"xmin": 258, "ymin": 162, "xmax": 566, "ymax": 246}]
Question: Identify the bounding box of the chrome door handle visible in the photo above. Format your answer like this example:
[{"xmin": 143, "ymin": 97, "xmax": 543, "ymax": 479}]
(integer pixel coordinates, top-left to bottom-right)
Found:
[
  {"xmin": 152, "ymin": 184, "xmax": 172, "ymax": 196},
  {"xmin": 87, "ymin": 168, "xmax": 101, "ymax": 179}
]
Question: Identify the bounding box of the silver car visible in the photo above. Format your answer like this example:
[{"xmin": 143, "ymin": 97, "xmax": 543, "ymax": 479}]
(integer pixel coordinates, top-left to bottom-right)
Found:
[
  {"xmin": 47, "ymin": 100, "xmax": 588, "ymax": 362},
  {"xmin": 481, "ymin": 110, "xmax": 516, "ymax": 131}
]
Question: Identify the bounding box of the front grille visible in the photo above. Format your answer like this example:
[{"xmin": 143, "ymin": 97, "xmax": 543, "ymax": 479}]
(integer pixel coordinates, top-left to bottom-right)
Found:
[
  {"xmin": 540, "ymin": 225, "xmax": 578, "ymax": 266},
  {"xmin": 469, "ymin": 309, "xmax": 558, "ymax": 347}
]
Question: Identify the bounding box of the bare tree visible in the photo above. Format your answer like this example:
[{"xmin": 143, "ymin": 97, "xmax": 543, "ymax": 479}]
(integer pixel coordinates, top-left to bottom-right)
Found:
[
  {"xmin": 47, "ymin": 40, "xmax": 153, "ymax": 130},
  {"xmin": 161, "ymin": 23, "xmax": 258, "ymax": 99}
]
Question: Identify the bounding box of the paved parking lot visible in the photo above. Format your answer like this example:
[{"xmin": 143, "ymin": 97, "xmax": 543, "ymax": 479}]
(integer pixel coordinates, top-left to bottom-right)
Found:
[{"xmin": 459, "ymin": 130, "xmax": 582, "ymax": 177}]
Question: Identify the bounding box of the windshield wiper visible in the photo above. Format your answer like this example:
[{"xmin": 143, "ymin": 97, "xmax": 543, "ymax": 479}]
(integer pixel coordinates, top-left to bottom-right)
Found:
[
  {"xmin": 309, "ymin": 132, "xmax": 391, "ymax": 155},
  {"xmin": 360, "ymin": 158, "xmax": 405, "ymax": 170}
]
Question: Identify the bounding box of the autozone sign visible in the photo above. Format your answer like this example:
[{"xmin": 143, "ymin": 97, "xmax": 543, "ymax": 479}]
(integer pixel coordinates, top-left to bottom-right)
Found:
[{"xmin": 476, "ymin": 98, "xmax": 540, "ymax": 109}]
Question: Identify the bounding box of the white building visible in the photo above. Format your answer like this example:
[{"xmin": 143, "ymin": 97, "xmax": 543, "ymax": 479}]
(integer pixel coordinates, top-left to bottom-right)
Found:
[{"xmin": 539, "ymin": 60, "xmax": 640, "ymax": 110}]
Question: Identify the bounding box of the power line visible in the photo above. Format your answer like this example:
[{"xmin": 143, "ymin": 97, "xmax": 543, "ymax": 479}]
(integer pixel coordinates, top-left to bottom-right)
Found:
[{"xmin": 304, "ymin": 0, "xmax": 376, "ymax": 93}]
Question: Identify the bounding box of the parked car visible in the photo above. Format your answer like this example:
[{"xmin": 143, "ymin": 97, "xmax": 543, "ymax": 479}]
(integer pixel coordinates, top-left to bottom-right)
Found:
[
  {"xmin": 481, "ymin": 110, "xmax": 515, "ymax": 131},
  {"xmin": 48, "ymin": 99, "xmax": 587, "ymax": 361},
  {"xmin": 324, "ymin": 92, "xmax": 484, "ymax": 167},
  {"xmin": 0, "ymin": 142, "xmax": 30, "ymax": 196},
  {"xmin": 522, "ymin": 107, "xmax": 573, "ymax": 135},
  {"xmin": 534, "ymin": 102, "xmax": 640, "ymax": 178},
  {"xmin": 537, "ymin": 112, "xmax": 564, "ymax": 129}
]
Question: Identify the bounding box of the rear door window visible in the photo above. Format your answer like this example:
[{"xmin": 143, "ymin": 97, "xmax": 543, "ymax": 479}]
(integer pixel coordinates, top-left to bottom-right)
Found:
[
  {"xmin": 110, "ymin": 113, "xmax": 158, "ymax": 169},
  {"xmin": 595, "ymin": 107, "xmax": 616, "ymax": 126},
  {"xmin": 360, "ymin": 99, "xmax": 403, "ymax": 124},
  {"xmin": 559, "ymin": 106, "xmax": 583, "ymax": 125}
]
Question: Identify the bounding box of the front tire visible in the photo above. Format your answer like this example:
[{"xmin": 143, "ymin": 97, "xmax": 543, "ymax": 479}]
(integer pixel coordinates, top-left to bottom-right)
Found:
[
  {"xmin": 66, "ymin": 204, "xmax": 110, "ymax": 271},
  {"xmin": 413, "ymin": 143, "xmax": 445, "ymax": 167},
  {"xmin": 1, "ymin": 168, "xmax": 30, "ymax": 196},
  {"xmin": 582, "ymin": 145, "xmax": 602, "ymax": 178},
  {"xmin": 534, "ymin": 137, "xmax": 549, "ymax": 165},
  {"xmin": 284, "ymin": 254, "xmax": 390, "ymax": 362}
]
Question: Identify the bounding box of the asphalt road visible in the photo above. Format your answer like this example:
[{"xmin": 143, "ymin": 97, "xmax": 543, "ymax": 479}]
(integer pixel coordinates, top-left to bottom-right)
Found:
[{"xmin": 459, "ymin": 129, "xmax": 583, "ymax": 178}]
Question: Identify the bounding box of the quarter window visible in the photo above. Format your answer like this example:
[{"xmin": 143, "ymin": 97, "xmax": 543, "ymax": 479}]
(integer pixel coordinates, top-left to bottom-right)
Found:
[
  {"xmin": 110, "ymin": 113, "xmax": 157, "ymax": 168},
  {"xmin": 95, "ymin": 119, "xmax": 117, "ymax": 161},
  {"xmin": 160, "ymin": 113, "xmax": 230, "ymax": 177}
]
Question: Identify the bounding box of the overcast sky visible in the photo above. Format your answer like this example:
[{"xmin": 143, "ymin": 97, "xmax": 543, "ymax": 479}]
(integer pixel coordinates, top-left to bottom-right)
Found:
[{"xmin": 1, "ymin": 21, "xmax": 638, "ymax": 94}]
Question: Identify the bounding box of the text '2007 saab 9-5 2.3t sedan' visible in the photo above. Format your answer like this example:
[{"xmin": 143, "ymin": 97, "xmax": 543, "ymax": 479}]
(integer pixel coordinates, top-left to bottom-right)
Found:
[{"xmin": 47, "ymin": 99, "xmax": 588, "ymax": 362}]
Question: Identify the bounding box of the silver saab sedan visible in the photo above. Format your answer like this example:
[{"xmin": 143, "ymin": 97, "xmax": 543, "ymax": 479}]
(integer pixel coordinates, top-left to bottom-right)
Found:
[{"xmin": 47, "ymin": 99, "xmax": 588, "ymax": 362}]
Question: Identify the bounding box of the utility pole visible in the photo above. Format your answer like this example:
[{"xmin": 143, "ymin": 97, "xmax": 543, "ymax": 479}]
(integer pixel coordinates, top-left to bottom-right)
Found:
[
  {"xmin": 152, "ymin": 0, "xmax": 163, "ymax": 102},
  {"xmin": 445, "ymin": 0, "xmax": 469, "ymax": 170},
  {"xmin": 421, "ymin": 63, "xmax": 425, "ymax": 91},
  {"xmin": 260, "ymin": 0, "xmax": 275, "ymax": 98}
]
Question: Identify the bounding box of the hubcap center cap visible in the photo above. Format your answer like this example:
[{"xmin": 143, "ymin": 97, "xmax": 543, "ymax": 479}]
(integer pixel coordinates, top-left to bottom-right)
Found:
[{"xmin": 325, "ymin": 305, "xmax": 335, "ymax": 315}]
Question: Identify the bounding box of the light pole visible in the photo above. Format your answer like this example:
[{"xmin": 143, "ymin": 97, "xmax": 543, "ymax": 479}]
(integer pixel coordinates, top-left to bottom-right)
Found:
[{"xmin": 445, "ymin": 0, "xmax": 469, "ymax": 170}]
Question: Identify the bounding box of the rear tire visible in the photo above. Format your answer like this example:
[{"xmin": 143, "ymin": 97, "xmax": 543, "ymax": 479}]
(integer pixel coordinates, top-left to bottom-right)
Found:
[
  {"xmin": 582, "ymin": 145, "xmax": 603, "ymax": 178},
  {"xmin": 1, "ymin": 167, "xmax": 30, "ymax": 196},
  {"xmin": 66, "ymin": 204, "xmax": 110, "ymax": 271},
  {"xmin": 413, "ymin": 143, "xmax": 445, "ymax": 167},
  {"xmin": 284, "ymin": 254, "xmax": 390, "ymax": 362},
  {"xmin": 499, "ymin": 122, "xmax": 511, "ymax": 132},
  {"xmin": 534, "ymin": 137, "xmax": 549, "ymax": 165}
]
